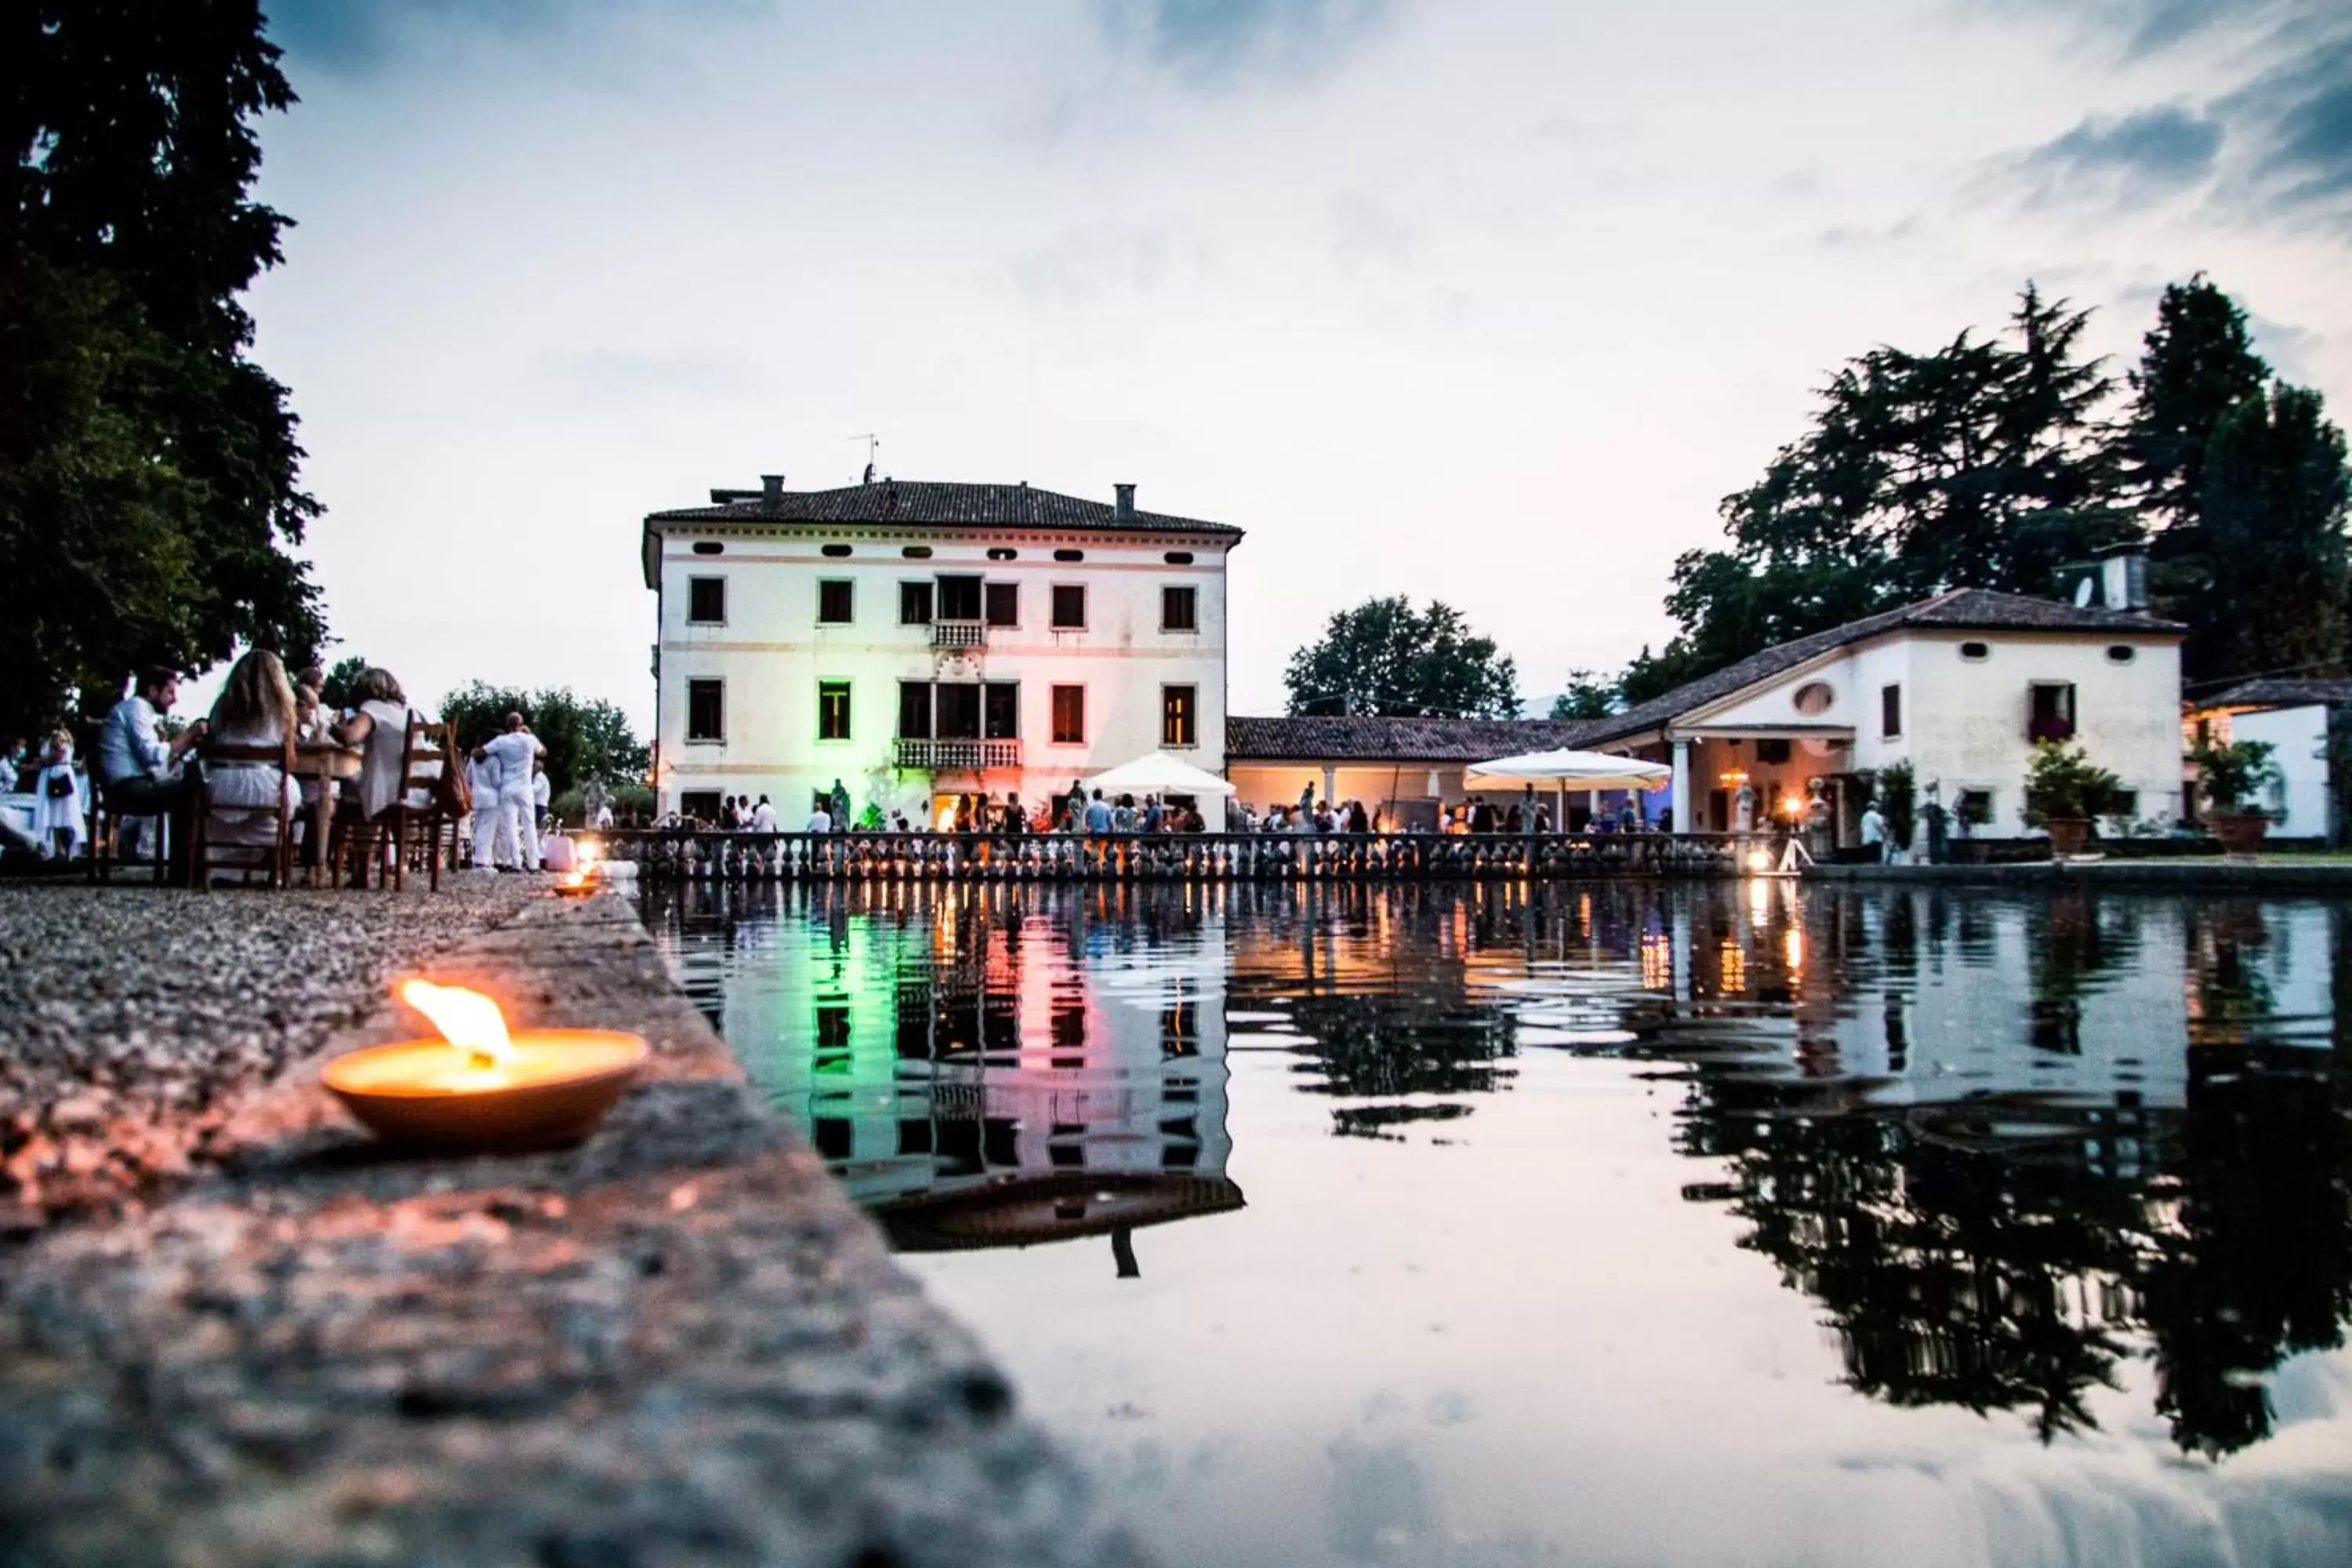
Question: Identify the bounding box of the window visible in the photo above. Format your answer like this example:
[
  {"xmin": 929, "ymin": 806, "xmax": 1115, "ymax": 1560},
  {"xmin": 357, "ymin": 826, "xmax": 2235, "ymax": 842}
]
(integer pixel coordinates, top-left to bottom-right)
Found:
[
  {"xmin": 1164, "ymin": 550, "xmax": 1193, "ymax": 564},
  {"xmin": 899, "ymin": 581, "xmax": 934, "ymax": 624},
  {"xmin": 815, "ymin": 1005, "xmax": 851, "ymax": 1051},
  {"xmin": 687, "ymin": 576, "xmax": 725, "ymax": 624},
  {"xmin": 1051, "ymin": 685, "xmax": 1085, "ymax": 745},
  {"xmin": 938, "ymin": 574, "xmax": 982, "ymax": 622},
  {"xmin": 691, "ymin": 541, "xmax": 724, "ymax": 556},
  {"xmin": 1162, "ymin": 684, "xmax": 1197, "ymax": 748},
  {"xmin": 898, "ymin": 681, "xmax": 932, "ymax": 739},
  {"xmin": 984, "ymin": 682, "xmax": 1019, "ymax": 739},
  {"xmin": 817, "ymin": 580, "xmax": 854, "ymax": 625},
  {"xmin": 1163, "ymin": 585, "xmax": 1199, "ymax": 632},
  {"xmin": 1792, "ymin": 681, "xmax": 1835, "ymax": 716},
  {"xmin": 1756, "ymin": 738, "xmax": 1791, "ymax": 764},
  {"xmin": 1051, "ymin": 584, "xmax": 1087, "ymax": 630},
  {"xmin": 1959, "ymin": 641, "xmax": 1990, "ymax": 662},
  {"xmin": 902, "ymin": 545, "xmax": 932, "ymax": 559},
  {"xmin": 1956, "ymin": 788, "xmax": 1994, "ymax": 829},
  {"xmin": 987, "ymin": 546, "xmax": 1018, "ymax": 561},
  {"xmin": 1054, "ymin": 548, "xmax": 1084, "ymax": 562},
  {"xmin": 680, "ymin": 789, "xmax": 722, "ymax": 821},
  {"xmin": 2107, "ymin": 644, "xmax": 2137, "ymax": 663},
  {"xmin": 686, "ymin": 679, "xmax": 724, "ymax": 741},
  {"xmin": 1881, "ymin": 682, "xmax": 1902, "ymax": 739},
  {"xmin": 818, "ymin": 681, "xmax": 851, "ymax": 740},
  {"xmin": 821, "ymin": 543, "xmax": 851, "ymax": 557},
  {"xmin": 2029, "ymin": 682, "xmax": 2077, "ymax": 742},
  {"xmin": 935, "ymin": 684, "xmax": 982, "ymax": 740},
  {"xmin": 985, "ymin": 582, "xmax": 1019, "ymax": 627}
]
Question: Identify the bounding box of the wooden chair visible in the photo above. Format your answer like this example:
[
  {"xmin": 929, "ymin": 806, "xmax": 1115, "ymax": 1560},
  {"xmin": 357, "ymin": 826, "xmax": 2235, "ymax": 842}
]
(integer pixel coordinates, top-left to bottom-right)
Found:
[
  {"xmin": 90, "ymin": 782, "xmax": 171, "ymax": 885},
  {"xmin": 339, "ymin": 718, "xmax": 458, "ymax": 891},
  {"xmin": 191, "ymin": 735, "xmax": 296, "ymax": 889}
]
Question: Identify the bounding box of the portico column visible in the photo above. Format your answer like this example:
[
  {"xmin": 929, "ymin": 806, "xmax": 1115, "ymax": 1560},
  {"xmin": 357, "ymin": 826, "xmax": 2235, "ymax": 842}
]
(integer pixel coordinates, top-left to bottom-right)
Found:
[
  {"xmin": 1671, "ymin": 736, "xmax": 1692, "ymax": 834},
  {"xmin": 1321, "ymin": 765, "xmax": 1337, "ymax": 804}
]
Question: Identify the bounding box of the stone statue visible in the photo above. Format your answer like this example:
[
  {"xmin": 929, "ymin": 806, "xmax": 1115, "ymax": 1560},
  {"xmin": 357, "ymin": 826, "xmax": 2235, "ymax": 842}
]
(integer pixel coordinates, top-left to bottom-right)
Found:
[
  {"xmin": 1802, "ymin": 777, "xmax": 1834, "ymax": 861},
  {"xmin": 1919, "ymin": 780, "xmax": 1948, "ymax": 865},
  {"xmin": 1731, "ymin": 779, "xmax": 1757, "ymax": 833}
]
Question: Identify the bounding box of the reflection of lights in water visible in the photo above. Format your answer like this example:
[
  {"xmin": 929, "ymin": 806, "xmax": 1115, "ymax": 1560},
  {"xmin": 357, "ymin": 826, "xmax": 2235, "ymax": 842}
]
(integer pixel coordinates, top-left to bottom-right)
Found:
[
  {"xmin": 1748, "ymin": 876, "xmax": 1772, "ymax": 923},
  {"xmin": 1639, "ymin": 930, "xmax": 1671, "ymax": 990},
  {"xmin": 1745, "ymin": 848, "xmax": 1773, "ymax": 874},
  {"xmin": 1784, "ymin": 925, "xmax": 1805, "ymax": 975},
  {"xmin": 1719, "ymin": 938, "xmax": 1747, "ymax": 993},
  {"xmin": 1578, "ymin": 893, "xmax": 1592, "ymax": 935}
]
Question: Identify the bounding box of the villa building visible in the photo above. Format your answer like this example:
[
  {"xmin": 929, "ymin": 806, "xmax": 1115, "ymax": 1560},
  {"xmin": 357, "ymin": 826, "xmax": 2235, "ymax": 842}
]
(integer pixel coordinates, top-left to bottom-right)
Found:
[
  {"xmin": 642, "ymin": 476, "xmax": 1242, "ymax": 824},
  {"xmin": 2182, "ymin": 678, "xmax": 2352, "ymax": 840}
]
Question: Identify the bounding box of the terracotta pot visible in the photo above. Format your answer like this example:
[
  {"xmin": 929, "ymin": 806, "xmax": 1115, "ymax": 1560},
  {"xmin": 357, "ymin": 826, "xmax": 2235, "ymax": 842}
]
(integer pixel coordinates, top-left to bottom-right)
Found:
[
  {"xmin": 2044, "ymin": 817, "xmax": 2092, "ymax": 858},
  {"xmin": 2210, "ymin": 811, "xmax": 2269, "ymax": 859}
]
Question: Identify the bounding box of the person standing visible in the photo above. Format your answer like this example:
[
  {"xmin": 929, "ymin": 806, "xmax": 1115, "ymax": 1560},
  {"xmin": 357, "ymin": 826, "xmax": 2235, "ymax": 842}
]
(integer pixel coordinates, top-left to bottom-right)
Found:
[
  {"xmin": 31, "ymin": 730, "xmax": 88, "ymax": 858},
  {"xmin": 471, "ymin": 712, "xmax": 544, "ymax": 873},
  {"xmin": 829, "ymin": 778, "xmax": 851, "ymax": 832},
  {"xmin": 466, "ymin": 744, "xmax": 506, "ymax": 868},
  {"xmin": 1860, "ymin": 800, "xmax": 1889, "ymax": 863},
  {"xmin": 750, "ymin": 793, "xmax": 777, "ymax": 833},
  {"xmin": 804, "ymin": 793, "xmax": 832, "ymax": 833},
  {"xmin": 532, "ymin": 761, "xmax": 551, "ymax": 833}
]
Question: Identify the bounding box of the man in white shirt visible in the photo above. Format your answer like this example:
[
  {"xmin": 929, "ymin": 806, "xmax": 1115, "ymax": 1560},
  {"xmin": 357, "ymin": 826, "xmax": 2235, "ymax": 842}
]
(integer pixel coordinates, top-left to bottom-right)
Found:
[
  {"xmin": 96, "ymin": 667, "xmax": 207, "ymax": 880},
  {"xmin": 804, "ymin": 800, "xmax": 832, "ymax": 833},
  {"xmin": 471, "ymin": 713, "xmax": 545, "ymax": 872},
  {"xmin": 750, "ymin": 793, "xmax": 778, "ymax": 833},
  {"xmin": 466, "ymin": 750, "xmax": 506, "ymax": 868},
  {"xmin": 532, "ymin": 762, "xmax": 551, "ymax": 831}
]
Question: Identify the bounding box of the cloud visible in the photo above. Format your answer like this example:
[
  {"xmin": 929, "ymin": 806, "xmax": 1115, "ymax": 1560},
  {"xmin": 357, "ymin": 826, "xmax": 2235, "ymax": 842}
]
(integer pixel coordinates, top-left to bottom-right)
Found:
[
  {"xmin": 263, "ymin": 0, "xmax": 755, "ymax": 75},
  {"xmin": 1327, "ymin": 192, "xmax": 1416, "ymax": 266},
  {"xmin": 1970, "ymin": 0, "xmax": 2294, "ymax": 59},
  {"xmin": 2010, "ymin": 103, "xmax": 2224, "ymax": 205},
  {"xmin": 1096, "ymin": 0, "xmax": 1399, "ymax": 87},
  {"xmin": 2222, "ymin": 34, "xmax": 2352, "ymax": 220},
  {"xmin": 1009, "ymin": 224, "xmax": 1192, "ymax": 307}
]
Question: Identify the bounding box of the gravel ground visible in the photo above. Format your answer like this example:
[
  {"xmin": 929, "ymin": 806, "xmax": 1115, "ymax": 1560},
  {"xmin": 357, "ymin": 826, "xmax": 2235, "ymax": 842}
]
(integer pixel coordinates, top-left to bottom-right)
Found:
[
  {"xmin": 0, "ymin": 881, "xmax": 1146, "ymax": 1566},
  {"xmin": 0, "ymin": 878, "xmax": 540, "ymax": 1229}
]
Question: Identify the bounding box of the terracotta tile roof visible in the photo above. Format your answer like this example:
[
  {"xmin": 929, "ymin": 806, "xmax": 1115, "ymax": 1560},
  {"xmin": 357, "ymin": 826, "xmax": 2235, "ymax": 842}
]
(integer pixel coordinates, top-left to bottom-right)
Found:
[
  {"xmin": 646, "ymin": 480, "xmax": 1240, "ymax": 538},
  {"xmin": 1581, "ymin": 587, "xmax": 2183, "ymax": 746},
  {"xmin": 2196, "ymin": 677, "xmax": 2352, "ymax": 710},
  {"xmin": 1226, "ymin": 715, "xmax": 1606, "ymax": 762}
]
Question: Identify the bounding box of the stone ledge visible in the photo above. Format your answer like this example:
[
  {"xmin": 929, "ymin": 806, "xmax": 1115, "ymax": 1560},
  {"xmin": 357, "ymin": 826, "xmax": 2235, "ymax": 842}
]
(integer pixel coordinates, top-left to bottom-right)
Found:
[{"xmin": 0, "ymin": 885, "xmax": 1147, "ymax": 1568}]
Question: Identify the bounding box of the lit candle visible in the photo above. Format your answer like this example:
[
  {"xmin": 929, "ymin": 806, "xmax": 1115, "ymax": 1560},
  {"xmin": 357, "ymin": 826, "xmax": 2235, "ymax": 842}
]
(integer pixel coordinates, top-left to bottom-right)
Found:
[{"xmin": 322, "ymin": 980, "xmax": 648, "ymax": 1149}]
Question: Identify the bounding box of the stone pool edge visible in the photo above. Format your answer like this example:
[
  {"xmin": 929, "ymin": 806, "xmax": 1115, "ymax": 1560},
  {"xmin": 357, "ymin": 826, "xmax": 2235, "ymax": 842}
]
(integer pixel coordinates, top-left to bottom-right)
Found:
[{"xmin": 0, "ymin": 885, "xmax": 1152, "ymax": 1568}]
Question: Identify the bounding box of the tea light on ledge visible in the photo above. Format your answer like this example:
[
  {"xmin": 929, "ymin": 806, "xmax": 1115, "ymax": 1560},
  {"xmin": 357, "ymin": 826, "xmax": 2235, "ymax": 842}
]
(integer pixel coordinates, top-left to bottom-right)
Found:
[{"xmin": 322, "ymin": 979, "xmax": 648, "ymax": 1149}]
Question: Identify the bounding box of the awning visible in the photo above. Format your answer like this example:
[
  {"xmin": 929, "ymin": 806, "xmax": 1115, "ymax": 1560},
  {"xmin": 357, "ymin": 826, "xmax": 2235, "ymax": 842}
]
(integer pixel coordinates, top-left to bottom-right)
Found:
[
  {"xmin": 1463, "ymin": 747, "xmax": 1674, "ymax": 793},
  {"xmin": 1083, "ymin": 750, "xmax": 1237, "ymax": 797}
]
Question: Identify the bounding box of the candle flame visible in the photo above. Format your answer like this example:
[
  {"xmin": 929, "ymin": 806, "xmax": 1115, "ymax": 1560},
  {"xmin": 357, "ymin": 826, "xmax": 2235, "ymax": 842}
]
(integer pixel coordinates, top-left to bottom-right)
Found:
[{"xmin": 397, "ymin": 980, "xmax": 515, "ymax": 1071}]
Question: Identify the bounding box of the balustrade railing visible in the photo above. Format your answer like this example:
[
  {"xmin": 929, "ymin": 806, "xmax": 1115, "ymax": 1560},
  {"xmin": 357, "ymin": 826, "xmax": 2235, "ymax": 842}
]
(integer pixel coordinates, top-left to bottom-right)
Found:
[
  {"xmin": 891, "ymin": 737, "xmax": 1021, "ymax": 770},
  {"xmin": 596, "ymin": 829, "xmax": 1760, "ymax": 882},
  {"xmin": 931, "ymin": 620, "xmax": 987, "ymax": 650}
]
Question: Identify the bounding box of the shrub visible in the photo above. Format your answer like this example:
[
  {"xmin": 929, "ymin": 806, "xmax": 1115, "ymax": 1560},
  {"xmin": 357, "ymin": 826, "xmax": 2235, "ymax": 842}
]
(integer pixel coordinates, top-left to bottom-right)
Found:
[
  {"xmin": 1875, "ymin": 760, "xmax": 1916, "ymax": 848},
  {"xmin": 2021, "ymin": 741, "xmax": 2122, "ymax": 827},
  {"xmin": 2189, "ymin": 739, "xmax": 2281, "ymax": 816}
]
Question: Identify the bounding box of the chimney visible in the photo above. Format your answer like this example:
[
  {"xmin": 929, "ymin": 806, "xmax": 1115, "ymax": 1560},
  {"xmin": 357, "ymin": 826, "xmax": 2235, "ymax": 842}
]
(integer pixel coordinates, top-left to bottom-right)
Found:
[
  {"xmin": 2093, "ymin": 540, "xmax": 2149, "ymax": 612},
  {"xmin": 760, "ymin": 474, "xmax": 784, "ymax": 511},
  {"xmin": 1113, "ymin": 483, "xmax": 1136, "ymax": 524}
]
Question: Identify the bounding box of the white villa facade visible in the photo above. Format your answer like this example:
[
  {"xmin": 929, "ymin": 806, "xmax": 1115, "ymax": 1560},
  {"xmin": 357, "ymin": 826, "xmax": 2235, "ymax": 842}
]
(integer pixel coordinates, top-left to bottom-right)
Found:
[
  {"xmin": 643, "ymin": 477, "xmax": 1240, "ymax": 824},
  {"xmin": 2184, "ymin": 678, "xmax": 2352, "ymax": 840}
]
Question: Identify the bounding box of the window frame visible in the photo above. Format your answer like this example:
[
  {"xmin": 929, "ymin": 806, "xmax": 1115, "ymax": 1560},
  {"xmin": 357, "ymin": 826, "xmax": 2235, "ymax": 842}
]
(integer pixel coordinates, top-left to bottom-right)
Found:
[
  {"xmin": 935, "ymin": 683, "xmax": 983, "ymax": 741},
  {"xmin": 984, "ymin": 580, "xmax": 1020, "ymax": 628},
  {"xmin": 936, "ymin": 572, "xmax": 983, "ymax": 623},
  {"xmin": 1050, "ymin": 684, "xmax": 1087, "ymax": 746},
  {"xmin": 1050, "ymin": 583, "xmax": 1088, "ymax": 631},
  {"xmin": 1161, "ymin": 684, "xmax": 1198, "ymax": 749},
  {"xmin": 898, "ymin": 681, "xmax": 933, "ymax": 740},
  {"xmin": 1161, "ymin": 583, "xmax": 1200, "ymax": 633},
  {"xmin": 685, "ymin": 677, "xmax": 725, "ymax": 743},
  {"xmin": 816, "ymin": 579, "xmax": 855, "ymax": 626},
  {"xmin": 1880, "ymin": 682, "xmax": 1902, "ymax": 739},
  {"xmin": 899, "ymin": 581, "xmax": 935, "ymax": 626},
  {"xmin": 817, "ymin": 679, "xmax": 852, "ymax": 742},
  {"xmin": 686, "ymin": 575, "xmax": 727, "ymax": 626},
  {"xmin": 983, "ymin": 681, "xmax": 1020, "ymax": 741}
]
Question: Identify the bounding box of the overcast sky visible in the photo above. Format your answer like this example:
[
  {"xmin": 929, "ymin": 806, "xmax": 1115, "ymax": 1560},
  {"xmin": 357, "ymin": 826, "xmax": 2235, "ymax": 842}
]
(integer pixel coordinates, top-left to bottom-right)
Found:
[{"xmin": 241, "ymin": 0, "xmax": 2352, "ymax": 727}]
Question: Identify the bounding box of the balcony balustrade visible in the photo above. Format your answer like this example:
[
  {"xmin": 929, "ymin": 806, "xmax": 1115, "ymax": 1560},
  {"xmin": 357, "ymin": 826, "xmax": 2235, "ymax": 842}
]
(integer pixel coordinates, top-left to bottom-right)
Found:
[
  {"xmin": 931, "ymin": 620, "xmax": 986, "ymax": 650},
  {"xmin": 894, "ymin": 737, "xmax": 1022, "ymax": 771}
]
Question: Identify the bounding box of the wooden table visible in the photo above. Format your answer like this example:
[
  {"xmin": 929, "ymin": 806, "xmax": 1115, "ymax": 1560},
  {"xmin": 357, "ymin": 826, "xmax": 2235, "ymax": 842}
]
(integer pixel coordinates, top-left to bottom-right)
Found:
[{"xmin": 290, "ymin": 742, "xmax": 362, "ymax": 884}]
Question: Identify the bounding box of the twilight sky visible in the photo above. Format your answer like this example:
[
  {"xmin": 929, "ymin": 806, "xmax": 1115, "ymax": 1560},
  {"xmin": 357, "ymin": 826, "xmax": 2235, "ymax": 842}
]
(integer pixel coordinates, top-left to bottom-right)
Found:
[{"xmin": 241, "ymin": 0, "xmax": 2352, "ymax": 727}]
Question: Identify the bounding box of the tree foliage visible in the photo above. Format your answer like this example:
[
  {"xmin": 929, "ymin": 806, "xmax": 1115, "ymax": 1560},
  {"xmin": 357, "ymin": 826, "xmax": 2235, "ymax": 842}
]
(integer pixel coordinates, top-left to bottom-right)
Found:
[
  {"xmin": 1616, "ymin": 278, "xmax": 2350, "ymax": 699},
  {"xmin": 1, "ymin": 1, "xmax": 325, "ymax": 739},
  {"xmin": 436, "ymin": 683, "xmax": 650, "ymax": 796},
  {"xmin": 1549, "ymin": 669, "xmax": 1621, "ymax": 720},
  {"xmin": 1284, "ymin": 597, "xmax": 1519, "ymax": 719}
]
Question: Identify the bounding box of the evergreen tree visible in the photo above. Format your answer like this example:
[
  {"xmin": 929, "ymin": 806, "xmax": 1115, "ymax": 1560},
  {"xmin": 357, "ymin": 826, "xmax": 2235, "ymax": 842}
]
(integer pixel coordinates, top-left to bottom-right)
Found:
[
  {"xmin": 2123, "ymin": 276, "xmax": 2270, "ymax": 534},
  {"xmin": 1, "ymin": 1, "xmax": 322, "ymax": 738},
  {"xmin": 2192, "ymin": 385, "xmax": 2350, "ymax": 681},
  {"xmin": 1284, "ymin": 597, "xmax": 1519, "ymax": 719},
  {"xmin": 1550, "ymin": 669, "xmax": 1621, "ymax": 720}
]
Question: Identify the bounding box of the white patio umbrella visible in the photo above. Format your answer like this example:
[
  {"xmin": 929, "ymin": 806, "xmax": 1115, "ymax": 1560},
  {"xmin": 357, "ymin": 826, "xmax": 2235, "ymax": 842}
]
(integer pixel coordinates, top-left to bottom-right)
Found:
[
  {"xmin": 1463, "ymin": 747, "xmax": 1673, "ymax": 831},
  {"xmin": 1082, "ymin": 750, "xmax": 1237, "ymax": 798}
]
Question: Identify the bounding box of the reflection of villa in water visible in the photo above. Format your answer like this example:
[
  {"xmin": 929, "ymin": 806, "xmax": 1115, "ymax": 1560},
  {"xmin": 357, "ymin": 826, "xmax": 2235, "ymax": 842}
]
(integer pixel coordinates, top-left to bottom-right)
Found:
[{"xmin": 675, "ymin": 884, "xmax": 1242, "ymax": 1266}]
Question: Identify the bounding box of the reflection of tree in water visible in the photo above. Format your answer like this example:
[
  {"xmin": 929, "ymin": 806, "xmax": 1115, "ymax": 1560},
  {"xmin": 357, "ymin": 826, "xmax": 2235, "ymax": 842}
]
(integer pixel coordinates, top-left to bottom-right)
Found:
[
  {"xmin": 1685, "ymin": 1082, "xmax": 2146, "ymax": 1442},
  {"xmin": 1683, "ymin": 1041, "xmax": 2350, "ymax": 1457},
  {"xmin": 1262, "ymin": 989, "xmax": 1516, "ymax": 1134}
]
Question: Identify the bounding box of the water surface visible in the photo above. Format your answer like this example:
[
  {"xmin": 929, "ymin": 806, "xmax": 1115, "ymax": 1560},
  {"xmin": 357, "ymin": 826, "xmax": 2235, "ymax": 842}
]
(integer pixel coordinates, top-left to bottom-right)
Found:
[{"xmin": 640, "ymin": 880, "xmax": 2352, "ymax": 1567}]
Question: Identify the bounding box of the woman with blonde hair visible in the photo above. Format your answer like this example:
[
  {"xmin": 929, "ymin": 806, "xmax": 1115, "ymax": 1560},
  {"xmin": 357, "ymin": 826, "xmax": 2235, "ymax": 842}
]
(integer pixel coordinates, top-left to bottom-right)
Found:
[{"xmin": 203, "ymin": 649, "xmax": 301, "ymax": 868}]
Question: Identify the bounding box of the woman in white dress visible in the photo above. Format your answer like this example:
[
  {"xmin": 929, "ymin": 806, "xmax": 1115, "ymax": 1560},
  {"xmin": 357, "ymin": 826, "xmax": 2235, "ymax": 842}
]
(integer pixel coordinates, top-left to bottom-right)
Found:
[
  {"xmin": 31, "ymin": 731, "xmax": 88, "ymax": 858},
  {"xmin": 203, "ymin": 650, "xmax": 301, "ymax": 869}
]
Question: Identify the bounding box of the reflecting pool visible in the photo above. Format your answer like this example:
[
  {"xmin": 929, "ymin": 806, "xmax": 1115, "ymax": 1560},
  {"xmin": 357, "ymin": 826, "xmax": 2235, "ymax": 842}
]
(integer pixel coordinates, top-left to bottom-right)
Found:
[{"xmin": 639, "ymin": 880, "xmax": 2352, "ymax": 1567}]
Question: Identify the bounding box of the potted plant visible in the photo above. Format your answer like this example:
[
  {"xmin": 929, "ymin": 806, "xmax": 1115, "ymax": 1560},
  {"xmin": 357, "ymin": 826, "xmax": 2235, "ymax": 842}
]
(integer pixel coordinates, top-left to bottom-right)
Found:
[
  {"xmin": 2021, "ymin": 741, "xmax": 2122, "ymax": 859},
  {"xmin": 2190, "ymin": 739, "xmax": 2281, "ymax": 858},
  {"xmin": 1875, "ymin": 760, "xmax": 1917, "ymax": 863}
]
